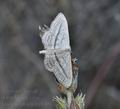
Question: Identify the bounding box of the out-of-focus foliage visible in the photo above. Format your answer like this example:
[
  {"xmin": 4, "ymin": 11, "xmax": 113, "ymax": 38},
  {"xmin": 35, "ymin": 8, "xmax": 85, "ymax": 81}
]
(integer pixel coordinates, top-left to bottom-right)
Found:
[{"xmin": 0, "ymin": 0, "xmax": 120, "ymax": 109}]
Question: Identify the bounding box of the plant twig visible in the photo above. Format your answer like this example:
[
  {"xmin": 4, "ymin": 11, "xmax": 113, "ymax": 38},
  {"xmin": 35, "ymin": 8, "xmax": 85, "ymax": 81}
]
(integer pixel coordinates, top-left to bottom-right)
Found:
[{"xmin": 86, "ymin": 42, "xmax": 120, "ymax": 109}]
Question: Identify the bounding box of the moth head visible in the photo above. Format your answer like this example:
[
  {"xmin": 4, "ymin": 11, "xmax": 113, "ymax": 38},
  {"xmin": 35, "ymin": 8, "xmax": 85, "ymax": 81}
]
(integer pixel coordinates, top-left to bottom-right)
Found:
[{"xmin": 72, "ymin": 58, "xmax": 78, "ymax": 64}]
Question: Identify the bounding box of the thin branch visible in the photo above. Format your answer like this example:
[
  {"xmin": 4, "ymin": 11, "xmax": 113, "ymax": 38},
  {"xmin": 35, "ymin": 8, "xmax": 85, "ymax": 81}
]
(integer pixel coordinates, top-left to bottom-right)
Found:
[{"xmin": 85, "ymin": 42, "xmax": 120, "ymax": 109}]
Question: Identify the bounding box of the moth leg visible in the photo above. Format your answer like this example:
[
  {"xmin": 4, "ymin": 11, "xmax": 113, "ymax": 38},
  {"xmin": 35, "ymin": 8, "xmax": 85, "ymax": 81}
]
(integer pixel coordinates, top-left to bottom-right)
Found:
[
  {"xmin": 72, "ymin": 58, "xmax": 79, "ymax": 77},
  {"xmin": 39, "ymin": 25, "xmax": 49, "ymax": 37},
  {"xmin": 43, "ymin": 25, "xmax": 49, "ymax": 30},
  {"xmin": 39, "ymin": 25, "xmax": 45, "ymax": 37},
  {"xmin": 68, "ymin": 73, "xmax": 78, "ymax": 93},
  {"xmin": 66, "ymin": 58, "xmax": 79, "ymax": 93}
]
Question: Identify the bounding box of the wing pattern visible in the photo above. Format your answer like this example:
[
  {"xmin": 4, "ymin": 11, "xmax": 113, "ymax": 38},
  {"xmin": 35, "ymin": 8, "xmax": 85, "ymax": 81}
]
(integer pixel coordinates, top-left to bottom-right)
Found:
[{"xmin": 40, "ymin": 13, "xmax": 72, "ymax": 88}]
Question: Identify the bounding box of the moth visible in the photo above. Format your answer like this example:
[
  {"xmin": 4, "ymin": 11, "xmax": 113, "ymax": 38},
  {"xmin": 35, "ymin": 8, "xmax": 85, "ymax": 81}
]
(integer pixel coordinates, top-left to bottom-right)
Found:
[{"xmin": 39, "ymin": 13, "xmax": 72, "ymax": 88}]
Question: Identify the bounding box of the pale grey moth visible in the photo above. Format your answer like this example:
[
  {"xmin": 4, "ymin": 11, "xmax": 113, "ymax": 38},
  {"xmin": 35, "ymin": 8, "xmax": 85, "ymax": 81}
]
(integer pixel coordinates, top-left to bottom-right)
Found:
[{"xmin": 39, "ymin": 13, "xmax": 72, "ymax": 88}]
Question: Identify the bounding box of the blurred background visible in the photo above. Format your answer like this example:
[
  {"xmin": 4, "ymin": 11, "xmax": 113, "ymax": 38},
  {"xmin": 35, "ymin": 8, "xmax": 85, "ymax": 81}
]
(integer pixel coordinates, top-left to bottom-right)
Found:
[{"xmin": 0, "ymin": 0, "xmax": 120, "ymax": 109}]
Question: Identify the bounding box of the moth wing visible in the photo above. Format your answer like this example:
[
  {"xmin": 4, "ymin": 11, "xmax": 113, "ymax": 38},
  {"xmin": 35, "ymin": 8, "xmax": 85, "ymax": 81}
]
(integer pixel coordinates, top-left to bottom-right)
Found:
[
  {"xmin": 50, "ymin": 13, "xmax": 70, "ymax": 49},
  {"xmin": 40, "ymin": 13, "xmax": 70, "ymax": 50},
  {"xmin": 40, "ymin": 30, "xmax": 54, "ymax": 49},
  {"xmin": 41, "ymin": 13, "xmax": 72, "ymax": 88},
  {"xmin": 44, "ymin": 51, "xmax": 72, "ymax": 88}
]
